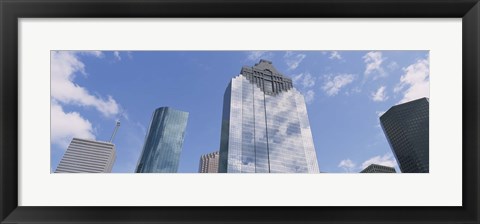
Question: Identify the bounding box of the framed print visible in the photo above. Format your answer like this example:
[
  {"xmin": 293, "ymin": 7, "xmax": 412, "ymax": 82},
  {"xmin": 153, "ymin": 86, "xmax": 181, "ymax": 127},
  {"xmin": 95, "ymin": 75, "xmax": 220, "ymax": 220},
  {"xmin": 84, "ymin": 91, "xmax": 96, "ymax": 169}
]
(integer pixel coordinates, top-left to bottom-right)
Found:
[{"xmin": 1, "ymin": 0, "xmax": 479, "ymax": 223}]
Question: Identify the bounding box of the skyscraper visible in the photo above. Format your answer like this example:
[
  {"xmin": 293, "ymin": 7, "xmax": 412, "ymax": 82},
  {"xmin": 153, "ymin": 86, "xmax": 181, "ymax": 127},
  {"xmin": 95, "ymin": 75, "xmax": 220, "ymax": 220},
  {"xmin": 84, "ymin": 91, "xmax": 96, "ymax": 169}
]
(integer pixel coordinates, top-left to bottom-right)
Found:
[
  {"xmin": 218, "ymin": 60, "xmax": 320, "ymax": 173},
  {"xmin": 198, "ymin": 151, "xmax": 220, "ymax": 173},
  {"xmin": 136, "ymin": 107, "xmax": 189, "ymax": 173},
  {"xmin": 380, "ymin": 97, "xmax": 429, "ymax": 173},
  {"xmin": 360, "ymin": 164, "xmax": 396, "ymax": 173},
  {"xmin": 55, "ymin": 138, "xmax": 116, "ymax": 173}
]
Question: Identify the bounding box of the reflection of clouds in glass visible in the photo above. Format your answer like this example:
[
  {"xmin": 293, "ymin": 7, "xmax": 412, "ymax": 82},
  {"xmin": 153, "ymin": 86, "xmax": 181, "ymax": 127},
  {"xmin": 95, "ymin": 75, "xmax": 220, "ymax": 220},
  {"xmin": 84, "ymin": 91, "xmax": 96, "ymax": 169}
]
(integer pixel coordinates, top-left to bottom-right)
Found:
[
  {"xmin": 241, "ymin": 77, "xmax": 256, "ymax": 172},
  {"xmin": 265, "ymin": 87, "xmax": 318, "ymax": 173},
  {"xmin": 224, "ymin": 77, "xmax": 242, "ymax": 173},
  {"xmin": 295, "ymin": 90, "xmax": 320, "ymax": 172},
  {"xmin": 253, "ymin": 85, "xmax": 269, "ymax": 172},
  {"xmin": 220, "ymin": 75, "xmax": 319, "ymax": 173},
  {"xmin": 287, "ymin": 122, "xmax": 301, "ymax": 135}
]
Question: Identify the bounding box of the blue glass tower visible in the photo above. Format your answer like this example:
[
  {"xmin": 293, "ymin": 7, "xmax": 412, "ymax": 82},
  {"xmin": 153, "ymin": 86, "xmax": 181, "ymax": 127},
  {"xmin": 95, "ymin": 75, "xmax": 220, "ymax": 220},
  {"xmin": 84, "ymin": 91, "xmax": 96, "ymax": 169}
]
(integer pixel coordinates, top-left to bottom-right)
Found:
[
  {"xmin": 135, "ymin": 107, "xmax": 189, "ymax": 173},
  {"xmin": 219, "ymin": 60, "xmax": 320, "ymax": 173}
]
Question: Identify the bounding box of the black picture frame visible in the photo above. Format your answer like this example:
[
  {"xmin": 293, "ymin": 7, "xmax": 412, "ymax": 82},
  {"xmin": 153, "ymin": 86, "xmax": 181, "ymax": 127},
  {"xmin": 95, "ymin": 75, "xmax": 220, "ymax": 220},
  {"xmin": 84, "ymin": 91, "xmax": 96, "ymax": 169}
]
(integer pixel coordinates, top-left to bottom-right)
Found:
[{"xmin": 1, "ymin": 0, "xmax": 479, "ymax": 223}]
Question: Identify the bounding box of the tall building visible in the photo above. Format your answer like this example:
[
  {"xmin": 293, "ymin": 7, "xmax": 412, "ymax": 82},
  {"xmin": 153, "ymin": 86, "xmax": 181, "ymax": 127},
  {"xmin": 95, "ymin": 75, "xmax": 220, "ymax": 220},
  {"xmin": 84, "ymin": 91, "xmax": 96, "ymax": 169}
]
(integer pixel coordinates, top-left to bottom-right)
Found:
[
  {"xmin": 198, "ymin": 151, "xmax": 220, "ymax": 173},
  {"xmin": 55, "ymin": 138, "xmax": 116, "ymax": 173},
  {"xmin": 380, "ymin": 97, "xmax": 429, "ymax": 173},
  {"xmin": 360, "ymin": 164, "xmax": 396, "ymax": 173},
  {"xmin": 218, "ymin": 60, "xmax": 320, "ymax": 173},
  {"xmin": 136, "ymin": 107, "xmax": 189, "ymax": 173}
]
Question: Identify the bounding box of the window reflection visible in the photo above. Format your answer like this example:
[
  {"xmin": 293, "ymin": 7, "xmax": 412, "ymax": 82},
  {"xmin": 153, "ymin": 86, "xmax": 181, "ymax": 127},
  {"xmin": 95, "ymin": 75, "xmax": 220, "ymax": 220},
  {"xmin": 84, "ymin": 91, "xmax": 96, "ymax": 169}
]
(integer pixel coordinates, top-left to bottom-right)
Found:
[{"xmin": 219, "ymin": 60, "xmax": 320, "ymax": 173}]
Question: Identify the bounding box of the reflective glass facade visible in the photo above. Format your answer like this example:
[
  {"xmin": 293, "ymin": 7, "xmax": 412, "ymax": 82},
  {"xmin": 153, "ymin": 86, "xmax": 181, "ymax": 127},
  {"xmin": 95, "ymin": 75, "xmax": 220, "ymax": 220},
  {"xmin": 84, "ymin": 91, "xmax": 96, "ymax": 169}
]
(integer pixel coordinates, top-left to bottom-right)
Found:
[
  {"xmin": 380, "ymin": 98, "xmax": 429, "ymax": 173},
  {"xmin": 135, "ymin": 107, "xmax": 189, "ymax": 173},
  {"xmin": 219, "ymin": 60, "xmax": 320, "ymax": 173}
]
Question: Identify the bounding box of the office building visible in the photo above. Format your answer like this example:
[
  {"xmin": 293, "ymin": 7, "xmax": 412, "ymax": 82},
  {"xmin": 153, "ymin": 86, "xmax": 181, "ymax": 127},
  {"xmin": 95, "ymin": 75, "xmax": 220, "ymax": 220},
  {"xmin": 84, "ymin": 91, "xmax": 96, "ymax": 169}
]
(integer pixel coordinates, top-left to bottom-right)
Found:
[
  {"xmin": 360, "ymin": 164, "xmax": 396, "ymax": 173},
  {"xmin": 198, "ymin": 151, "xmax": 220, "ymax": 173},
  {"xmin": 55, "ymin": 138, "xmax": 116, "ymax": 173},
  {"xmin": 218, "ymin": 59, "xmax": 320, "ymax": 173},
  {"xmin": 380, "ymin": 97, "xmax": 429, "ymax": 173},
  {"xmin": 136, "ymin": 107, "xmax": 189, "ymax": 173}
]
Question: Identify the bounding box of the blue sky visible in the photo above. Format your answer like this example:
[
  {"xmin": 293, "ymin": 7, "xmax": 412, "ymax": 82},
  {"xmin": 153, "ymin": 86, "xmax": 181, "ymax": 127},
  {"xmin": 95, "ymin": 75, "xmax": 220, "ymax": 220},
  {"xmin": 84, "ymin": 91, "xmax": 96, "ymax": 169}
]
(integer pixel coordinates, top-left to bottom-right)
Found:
[{"xmin": 50, "ymin": 50, "xmax": 429, "ymax": 173}]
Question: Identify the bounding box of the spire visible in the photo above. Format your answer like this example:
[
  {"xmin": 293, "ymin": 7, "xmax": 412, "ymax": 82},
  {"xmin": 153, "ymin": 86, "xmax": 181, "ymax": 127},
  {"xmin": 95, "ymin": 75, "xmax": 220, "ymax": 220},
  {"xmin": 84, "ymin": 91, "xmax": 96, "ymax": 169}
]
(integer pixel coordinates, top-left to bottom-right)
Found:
[
  {"xmin": 240, "ymin": 60, "xmax": 293, "ymax": 95},
  {"xmin": 109, "ymin": 121, "xmax": 121, "ymax": 143}
]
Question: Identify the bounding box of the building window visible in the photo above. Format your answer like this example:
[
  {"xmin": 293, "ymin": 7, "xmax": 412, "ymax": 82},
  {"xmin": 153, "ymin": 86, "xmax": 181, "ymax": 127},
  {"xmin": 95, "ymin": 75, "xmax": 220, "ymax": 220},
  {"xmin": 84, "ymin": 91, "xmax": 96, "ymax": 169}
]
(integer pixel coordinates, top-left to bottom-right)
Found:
[{"xmin": 264, "ymin": 80, "xmax": 273, "ymax": 92}]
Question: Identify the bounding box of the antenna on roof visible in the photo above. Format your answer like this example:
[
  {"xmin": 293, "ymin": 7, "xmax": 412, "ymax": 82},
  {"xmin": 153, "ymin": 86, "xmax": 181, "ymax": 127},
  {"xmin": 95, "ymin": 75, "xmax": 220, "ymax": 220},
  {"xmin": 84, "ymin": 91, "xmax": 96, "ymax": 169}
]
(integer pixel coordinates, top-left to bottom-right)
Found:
[{"xmin": 109, "ymin": 120, "xmax": 121, "ymax": 143}]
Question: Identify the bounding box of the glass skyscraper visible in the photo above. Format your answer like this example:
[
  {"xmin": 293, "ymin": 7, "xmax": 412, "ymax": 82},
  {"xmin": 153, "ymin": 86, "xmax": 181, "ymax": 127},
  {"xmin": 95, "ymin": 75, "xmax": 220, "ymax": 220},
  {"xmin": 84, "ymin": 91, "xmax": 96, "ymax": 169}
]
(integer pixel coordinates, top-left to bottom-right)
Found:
[
  {"xmin": 380, "ymin": 97, "xmax": 429, "ymax": 173},
  {"xmin": 135, "ymin": 107, "xmax": 189, "ymax": 173},
  {"xmin": 218, "ymin": 60, "xmax": 320, "ymax": 173}
]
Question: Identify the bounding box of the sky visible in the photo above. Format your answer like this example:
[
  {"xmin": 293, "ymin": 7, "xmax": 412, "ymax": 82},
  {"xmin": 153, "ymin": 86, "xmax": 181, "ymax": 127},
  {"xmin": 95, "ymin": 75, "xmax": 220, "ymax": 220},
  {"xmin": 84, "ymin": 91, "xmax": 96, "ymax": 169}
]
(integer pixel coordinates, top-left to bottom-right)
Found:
[{"xmin": 50, "ymin": 50, "xmax": 429, "ymax": 173}]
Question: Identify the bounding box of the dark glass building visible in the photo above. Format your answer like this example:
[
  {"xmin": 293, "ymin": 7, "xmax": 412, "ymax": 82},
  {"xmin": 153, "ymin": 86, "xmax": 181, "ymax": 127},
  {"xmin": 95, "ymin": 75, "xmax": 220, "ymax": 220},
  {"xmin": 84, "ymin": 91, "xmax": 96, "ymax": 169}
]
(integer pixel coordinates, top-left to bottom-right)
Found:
[
  {"xmin": 360, "ymin": 164, "xmax": 396, "ymax": 173},
  {"xmin": 135, "ymin": 107, "xmax": 189, "ymax": 173},
  {"xmin": 218, "ymin": 60, "xmax": 320, "ymax": 173},
  {"xmin": 380, "ymin": 97, "xmax": 429, "ymax": 173}
]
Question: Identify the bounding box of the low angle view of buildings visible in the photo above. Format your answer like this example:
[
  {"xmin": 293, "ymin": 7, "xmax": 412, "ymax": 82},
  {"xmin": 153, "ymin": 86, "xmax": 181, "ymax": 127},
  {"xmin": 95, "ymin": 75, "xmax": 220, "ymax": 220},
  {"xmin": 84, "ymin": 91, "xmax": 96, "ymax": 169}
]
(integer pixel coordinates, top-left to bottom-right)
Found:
[{"xmin": 51, "ymin": 51, "xmax": 430, "ymax": 174}]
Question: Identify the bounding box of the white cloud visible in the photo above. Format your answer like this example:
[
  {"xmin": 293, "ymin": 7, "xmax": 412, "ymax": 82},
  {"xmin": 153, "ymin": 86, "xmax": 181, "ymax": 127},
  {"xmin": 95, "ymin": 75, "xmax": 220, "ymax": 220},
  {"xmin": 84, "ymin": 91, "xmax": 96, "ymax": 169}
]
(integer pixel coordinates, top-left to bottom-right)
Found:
[
  {"xmin": 339, "ymin": 154, "xmax": 398, "ymax": 173},
  {"xmin": 113, "ymin": 51, "xmax": 121, "ymax": 61},
  {"xmin": 361, "ymin": 154, "xmax": 397, "ymax": 170},
  {"xmin": 292, "ymin": 73, "xmax": 304, "ymax": 84},
  {"xmin": 351, "ymin": 87, "xmax": 362, "ymax": 94},
  {"xmin": 395, "ymin": 58, "xmax": 430, "ymax": 104},
  {"xmin": 363, "ymin": 51, "xmax": 385, "ymax": 78},
  {"xmin": 302, "ymin": 73, "xmax": 315, "ymax": 88},
  {"xmin": 126, "ymin": 51, "xmax": 133, "ymax": 59},
  {"xmin": 78, "ymin": 51, "xmax": 104, "ymax": 58},
  {"xmin": 113, "ymin": 51, "xmax": 133, "ymax": 61},
  {"xmin": 371, "ymin": 86, "xmax": 388, "ymax": 102},
  {"xmin": 329, "ymin": 51, "xmax": 342, "ymax": 60},
  {"xmin": 345, "ymin": 86, "xmax": 362, "ymax": 96},
  {"xmin": 51, "ymin": 100, "xmax": 95, "ymax": 149},
  {"xmin": 393, "ymin": 85, "xmax": 402, "ymax": 93},
  {"xmin": 304, "ymin": 90, "xmax": 315, "ymax": 104},
  {"xmin": 284, "ymin": 51, "xmax": 306, "ymax": 70},
  {"xmin": 321, "ymin": 74, "xmax": 356, "ymax": 96},
  {"xmin": 51, "ymin": 51, "xmax": 120, "ymax": 117},
  {"xmin": 135, "ymin": 122, "xmax": 147, "ymax": 136},
  {"xmin": 338, "ymin": 159, "xmax": 356, "ymax": 173},
  {"xmin": 291, "ymin": 72, "xmax": 316, "ymax": 104},
  {"xmin": 292, "ymin": 72, "xmax": 316, "ymax": 89},
  {"xmin": 375, "ymin": 110, "xmax": 386, "ymax": 117},
  {"xmin": 388, "ymin": 61, "xmax": 399, "ymax": 71},
  {"xmin": 246, "ymin": 51, "xmax": 273, "ymax": 61}
]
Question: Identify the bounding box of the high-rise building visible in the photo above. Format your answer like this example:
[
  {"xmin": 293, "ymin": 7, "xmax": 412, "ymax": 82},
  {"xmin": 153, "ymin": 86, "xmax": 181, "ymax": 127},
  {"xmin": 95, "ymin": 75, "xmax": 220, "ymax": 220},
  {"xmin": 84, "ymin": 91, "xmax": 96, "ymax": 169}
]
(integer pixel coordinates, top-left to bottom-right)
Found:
[
  {"xmin": 55, "ymin": 138, "xmax": 116, "ymax": 173},
  {"xmin": 136, "ymin": 107, "xmax": 189, "ymax": 173},
  {"xmin": 198, "ymin": 151, "xmax": 220, "ymax": 173},
  {"xmin": 360, "ymin": 164, "xmax": 396, "ymax": 173},
  {"xmin": 380, "ymin": 97, "xmax": 429, "ymax": 173},
  {"xmin": 218, "ymin": 60, "xmax": 320, "ymax": 173}
]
